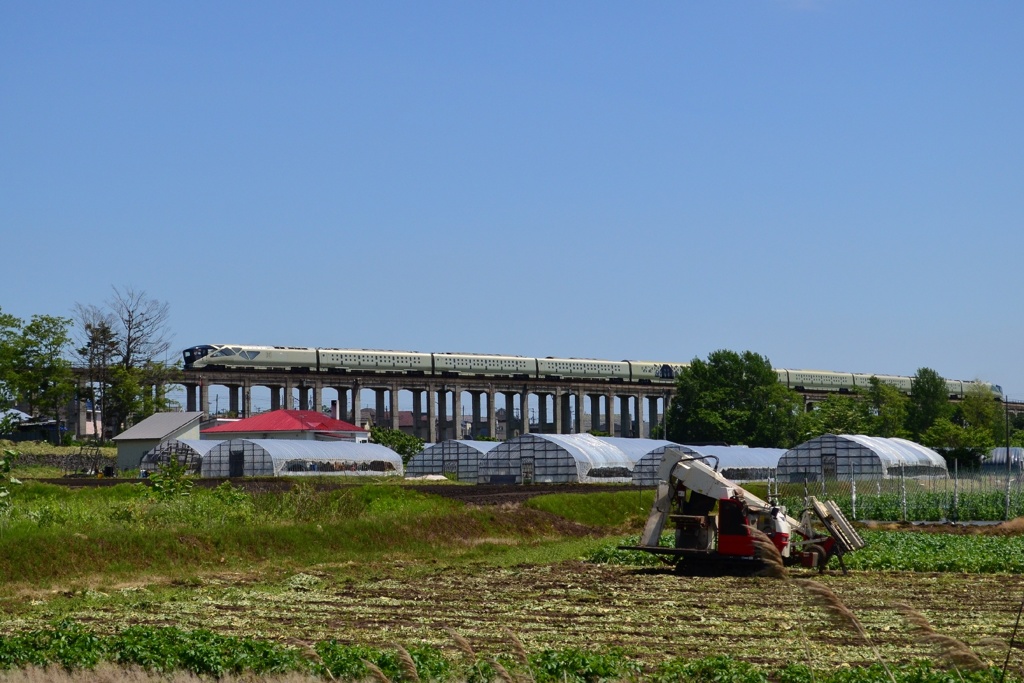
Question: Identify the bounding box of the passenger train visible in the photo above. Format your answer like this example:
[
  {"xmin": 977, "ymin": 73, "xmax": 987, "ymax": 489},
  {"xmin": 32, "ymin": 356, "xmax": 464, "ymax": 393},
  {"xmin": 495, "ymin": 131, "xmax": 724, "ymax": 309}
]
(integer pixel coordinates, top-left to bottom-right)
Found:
[{"xmin": 182, "ymin": 344, "xmax": 1003, "ymax": 400}]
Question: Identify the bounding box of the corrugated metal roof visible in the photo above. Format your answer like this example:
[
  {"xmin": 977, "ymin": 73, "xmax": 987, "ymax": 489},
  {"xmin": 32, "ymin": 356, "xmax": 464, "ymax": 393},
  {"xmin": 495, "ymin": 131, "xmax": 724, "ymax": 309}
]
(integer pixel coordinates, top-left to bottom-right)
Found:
[
  {"xmin": 113, "ymin": 412, "xmax": 204, "ymax": 441},
  {"xmin": 203, "ymin": 409, "xmax": 366, "ymax": 434}
]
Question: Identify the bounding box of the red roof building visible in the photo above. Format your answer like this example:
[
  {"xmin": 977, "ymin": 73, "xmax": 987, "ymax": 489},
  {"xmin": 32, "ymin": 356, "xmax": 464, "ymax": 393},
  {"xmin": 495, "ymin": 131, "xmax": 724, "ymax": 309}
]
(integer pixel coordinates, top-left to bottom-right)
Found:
[{"xmin": 201, "ymin": 410, "xmax": 368, "ymax": 442}]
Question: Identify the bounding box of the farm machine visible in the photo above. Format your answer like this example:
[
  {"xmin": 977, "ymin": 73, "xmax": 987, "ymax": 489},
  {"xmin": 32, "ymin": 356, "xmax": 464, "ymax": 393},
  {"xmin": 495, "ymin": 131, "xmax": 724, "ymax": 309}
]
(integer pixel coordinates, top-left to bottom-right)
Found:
[{"xmin": 624, "ymin": 448, "xmax": 865, "ymax": 574}]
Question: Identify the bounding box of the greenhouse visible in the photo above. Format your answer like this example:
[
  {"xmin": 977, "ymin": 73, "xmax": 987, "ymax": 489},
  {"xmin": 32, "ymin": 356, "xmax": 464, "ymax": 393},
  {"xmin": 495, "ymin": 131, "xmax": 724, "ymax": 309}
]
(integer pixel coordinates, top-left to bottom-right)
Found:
[
  {"xmin": 630, "ymin": 444, "xmax": 785, "ymax": 485},
  {"xmin": 984, "ymin": 447, "xmax": 1024, "ymax": 471},
  {"xmin": 777, "ymin": 434, "xmax": 948, "ymax": 482},
  {"xmin": 405, "ymin": 440, "xmax": 500, "ymax": 482},
  {"xmin": 199, "ymin": 439, "xmax": 404, "ymax": 478},
  {"xmin": 477, "ymin": 433, "xmax": 634, "ymax": 484},
  {"xmin": 140, "ymin": 439, "xmax": 223, "ymax": 474}
]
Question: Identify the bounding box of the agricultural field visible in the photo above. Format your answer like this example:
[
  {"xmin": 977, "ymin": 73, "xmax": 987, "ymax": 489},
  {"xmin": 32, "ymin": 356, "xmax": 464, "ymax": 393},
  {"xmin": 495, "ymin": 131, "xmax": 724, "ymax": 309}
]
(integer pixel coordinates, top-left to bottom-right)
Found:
[{"xmin": 1, "ymin": 474, "xmax": 1024, "ymax": 680}]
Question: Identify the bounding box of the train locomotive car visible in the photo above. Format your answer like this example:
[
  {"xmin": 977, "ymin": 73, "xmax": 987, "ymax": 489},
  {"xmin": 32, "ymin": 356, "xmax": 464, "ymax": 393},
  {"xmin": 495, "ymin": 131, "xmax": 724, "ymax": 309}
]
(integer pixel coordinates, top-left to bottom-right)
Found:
[{"xmin": 182, "ymin": 344, "xmax": 1002, "ymax": 399}]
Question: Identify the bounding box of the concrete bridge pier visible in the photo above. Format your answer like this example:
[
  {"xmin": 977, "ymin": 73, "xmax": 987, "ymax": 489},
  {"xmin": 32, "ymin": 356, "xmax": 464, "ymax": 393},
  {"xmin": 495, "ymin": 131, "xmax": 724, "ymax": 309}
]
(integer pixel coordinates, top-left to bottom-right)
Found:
[
  {"xmin": 427, "ymin": 385, "xmax": 437, "ymax": 443},
  {"xmin": 390, "ymin": 385, "xmax": 400, "ymax": 430},
  {"xmin": 502, "ymin": 391, "xmax": 517, "ymax": 438},
  {"xmin": 412, "ymin": 390, "xmax": 424, "ymax": 439},
  {"xmin": 559, "ymin": 390, "xmax": 572, "ymax": 433},
  {"xmin": 469, "ymin": 391, "xmax": 483, "ymax": 438},
  {"xmin": 351, "ymin": 383, "xmax": 361, "ymax": 426},
  {"xmin": 375, "ymin": 388, "xmax": 386, "ymax": 427},
  {"xmin": 537, "ymin": 393, "xmax": 549, "ymax": 433},
  {"xmin": 487, "ymin": 388, "xmax": 497, "ymax": 439},
  {"xmin": 520, "ymin": 389, "xmax": 530, "ymax": 435},
  {"xmin": 437, "ymin": 389, "xmax": 449, "ymax": 441},
  {"xmin": 184, "ymin": 383, "xmax": 198, "ymax": 412}
]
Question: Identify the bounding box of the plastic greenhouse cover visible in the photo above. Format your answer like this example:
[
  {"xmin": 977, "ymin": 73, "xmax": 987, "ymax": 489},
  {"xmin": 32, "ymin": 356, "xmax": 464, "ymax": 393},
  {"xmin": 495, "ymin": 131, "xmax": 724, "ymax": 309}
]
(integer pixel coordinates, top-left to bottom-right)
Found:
[
  {"xmin": 683, "ymin": 445, "xmax": 786, "ymax": 470},
  {"xmin": 841, "ymin": 435, "xmax": 946, "ymax": 470},
  {"xmin": 242, "ymin": 439, "xmax": 404, "ymax": 468},
  {"xmin": 515, "ymin": 433, "xmax": 635, "ymax": 469}
]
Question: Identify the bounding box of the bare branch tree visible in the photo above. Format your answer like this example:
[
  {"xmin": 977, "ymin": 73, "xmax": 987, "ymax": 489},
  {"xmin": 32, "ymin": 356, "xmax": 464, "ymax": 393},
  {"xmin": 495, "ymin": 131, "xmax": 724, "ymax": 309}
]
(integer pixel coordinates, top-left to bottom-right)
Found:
[{"xmin": 107, "ymin": 286, "xmax": 172, "ymax": 369}]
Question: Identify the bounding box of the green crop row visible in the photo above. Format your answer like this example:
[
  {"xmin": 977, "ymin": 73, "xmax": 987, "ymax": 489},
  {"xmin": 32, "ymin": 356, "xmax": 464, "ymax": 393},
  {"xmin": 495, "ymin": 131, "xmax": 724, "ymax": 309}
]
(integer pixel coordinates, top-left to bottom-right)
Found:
[
  {"xmin": 0, "ymin": 621, "xmax": 1015, "ymax": 683},
  {"xmin": 775, "ymin": 487, "xmax": 1024, "ymax": 522},
  {"xmin": 586, "ymin": 530, "xmax": 1024, "ymax": 574}
]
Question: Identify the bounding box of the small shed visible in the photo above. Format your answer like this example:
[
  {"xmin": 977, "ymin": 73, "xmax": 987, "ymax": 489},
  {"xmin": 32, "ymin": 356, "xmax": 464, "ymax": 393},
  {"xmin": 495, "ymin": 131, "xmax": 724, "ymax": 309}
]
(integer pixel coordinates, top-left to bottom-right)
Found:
[
  {"xmin": 777, "ymin": 434, "xmax": 948, "ymax": 482},
  {"xmin": 477, "ymin": 433, "xmax": 634, "ymax": 484},
  {"xmin": 141, "ymin": 439, "xmax": 223, "ymax": 474},
  {"xmin": 200, "ymin": 439, "xmax": 403, "ymax": 478},
  {"xmin": 112, "ymin": 412, "xmax": 204, "ymax": 471},
  {"xmin": 405, "ymin": 440, "xmax": 501, "ymax": 482}
]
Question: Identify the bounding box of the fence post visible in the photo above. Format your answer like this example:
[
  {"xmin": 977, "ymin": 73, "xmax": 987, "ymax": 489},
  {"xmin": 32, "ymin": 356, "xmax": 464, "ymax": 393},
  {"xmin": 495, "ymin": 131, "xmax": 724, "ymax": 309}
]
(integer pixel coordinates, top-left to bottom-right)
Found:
[
  {"xmin": 851, "ymin": 477, "xmax": 857, "ymax": 520},
  {"xmin": 1007, "ymin": 476, "xmax": 1012, "ymax": 522},
  {"xmin": 901, "ymin": 464, "xmax": 907, "ymax": 522},
  {"xmin": 952, "ymin": 459, "xmax": 959, "ymax": 524}
]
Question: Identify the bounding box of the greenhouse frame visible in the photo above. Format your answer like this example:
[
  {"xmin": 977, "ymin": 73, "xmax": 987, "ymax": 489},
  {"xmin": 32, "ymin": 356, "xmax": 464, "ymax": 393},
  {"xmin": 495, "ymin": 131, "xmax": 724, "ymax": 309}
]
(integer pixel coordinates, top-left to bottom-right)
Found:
[
  {"xmin": 405, "ymin": 440, "xmax": 500, "ymax": 482},
  {"xmin": 141, "ymin": 439, "xmax": 223, "ymax": 474},
  {"xmin": 200, "ymin": 439, "xmax": 404, "ymax": 478},
  {"xmin": 477, "ymin": 433, "xmax": 635, "ymax": 484},
  {"xmin": 630, "ymin": 444, "xmax": 785, "ymax": 485},
  {"xmin": 776, "ymin": 434, "xmax": 948, "ymax": 482}
]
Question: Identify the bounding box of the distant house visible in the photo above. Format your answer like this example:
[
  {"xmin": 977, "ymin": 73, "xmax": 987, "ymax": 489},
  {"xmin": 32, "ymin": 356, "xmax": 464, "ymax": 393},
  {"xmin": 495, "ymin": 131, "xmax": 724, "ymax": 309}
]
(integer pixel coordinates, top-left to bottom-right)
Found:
[
  {"xmin": 112, "ymin": 412, "xmax": 204, "ymax": 471},
  {"xmin": 201, "ymin": 409, "xmax": 368, "ymax": 442}
]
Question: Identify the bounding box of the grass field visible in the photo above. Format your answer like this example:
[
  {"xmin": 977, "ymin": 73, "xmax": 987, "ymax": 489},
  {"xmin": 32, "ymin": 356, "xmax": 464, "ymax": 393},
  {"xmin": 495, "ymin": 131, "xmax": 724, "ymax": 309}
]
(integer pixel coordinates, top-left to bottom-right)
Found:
[{"xmin": 2, "ymin": 469, "xmax": 1024, "ymax": 680}]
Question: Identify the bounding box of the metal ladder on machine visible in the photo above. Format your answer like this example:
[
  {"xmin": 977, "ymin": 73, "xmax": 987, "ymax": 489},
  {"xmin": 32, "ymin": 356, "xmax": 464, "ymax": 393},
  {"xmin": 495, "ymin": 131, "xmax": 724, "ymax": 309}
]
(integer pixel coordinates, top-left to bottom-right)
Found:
[{"xmin": 808, "ymin": 496, "xmax": 866, "ymax": 573}]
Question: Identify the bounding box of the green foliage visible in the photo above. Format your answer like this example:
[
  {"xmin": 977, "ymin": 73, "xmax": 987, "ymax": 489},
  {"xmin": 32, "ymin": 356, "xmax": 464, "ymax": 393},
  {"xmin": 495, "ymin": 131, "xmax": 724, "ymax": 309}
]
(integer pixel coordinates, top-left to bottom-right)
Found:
[
  {"xmin": 0, "ymin": 622, "xmax": 1014, "ymax": 683},
  {"xmin": 842, "ymin": 530, "xmax": 1024, "ymax": 573},
  {"xmin": 907, "ymin": 368, "xmax": 952, "ymax": 439},
  {"xmin": 315, "ymin": 641, "xmax": 451, "ymax": 681},
  {"xmin": 7, "ymin": 315, "xmax": 75, "ymax": 443},
  {"xmin": 370, "ymin": 425, "xmax": 424, "ymax": 463},
  {"xmin": 146, "ymin": 459, "xmax": 194, "ymax": 500},
  {"xmin": 584, "ymin": 533, "xmax": 668, "ymax": 566},
  {"xmin": 652, "ymin": 654, "xmax": 768, "ymax": 683},
  {"xmin": 801, "ymin": 393, "xmax": 871, "ymax": 440},
  {"xmin": 866, "ymin": 377, "xmax": 910, "ymax": 437},
  {"xmin": 666, "ymin": 350, "xmax": 802, "ymax": 447},
  {"xmin": 0, "ymin": 449, "xmax": 21, "ymax": 526},
  {"xmin": 526, "ymin": 490, "xmax": 654, "ymax": 527},
  {"xmin": 530, "ymin": 647, "xmax": 641, "ymax": 683}
]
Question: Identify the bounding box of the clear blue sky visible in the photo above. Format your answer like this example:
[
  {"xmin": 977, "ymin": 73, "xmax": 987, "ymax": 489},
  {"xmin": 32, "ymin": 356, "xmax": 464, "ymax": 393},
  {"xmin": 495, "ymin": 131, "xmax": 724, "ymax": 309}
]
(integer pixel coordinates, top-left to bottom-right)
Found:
[{"xmin": 2, "ymin": 2, "xmax": 1022, "ymax": 401}]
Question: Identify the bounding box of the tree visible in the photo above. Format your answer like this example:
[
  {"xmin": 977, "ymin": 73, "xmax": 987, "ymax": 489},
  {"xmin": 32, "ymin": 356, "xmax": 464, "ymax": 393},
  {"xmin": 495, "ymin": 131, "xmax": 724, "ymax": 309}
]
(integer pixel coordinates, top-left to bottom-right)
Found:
[
  {"xmin": 865, "ymin": 377, "xmax": 909, "ymax": 438},
  {"xmin": 74, "ymin": 288, "xmax": 177, "ymax": 436},
  {"xmin": 801, "ymin": 394, "xmax": 871, "ymax": 440},
  {"xmin": 107, "ymin": 286, "xmax": 171, "ymax": 371},
  {"xmin": 0, "ymin": 308, "xmax": 22, "ymax": 408},
  {"xmin": 665, "ymin": 350, "xmax": 802, "ymax": 448},
  {"xmin": 906, "ymin": 367, "xmax": 951, "ymax": 440},
  {"xmin": 956, "ymin": 382, "xmax": 1004, "ymax": 444},
  {"xmin": 72, "ymin": 304, "xmax": 119, "ymax": 440},
  {"xmin": 11, "ymin": 315, "xmax": 75, "ymax": 444},
  {"xmin": 369, "ymin": 426, "xmax": 424, "ymax": 464}
]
